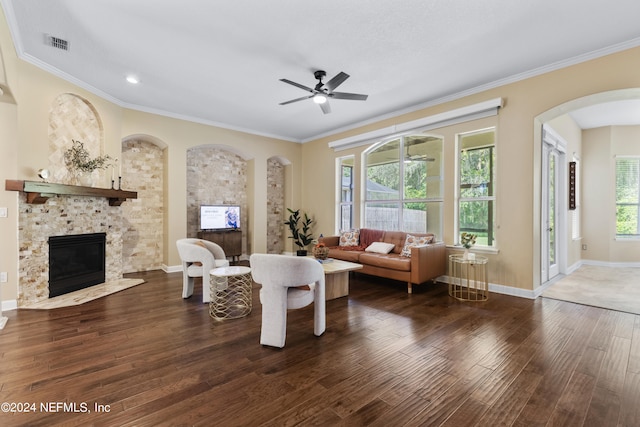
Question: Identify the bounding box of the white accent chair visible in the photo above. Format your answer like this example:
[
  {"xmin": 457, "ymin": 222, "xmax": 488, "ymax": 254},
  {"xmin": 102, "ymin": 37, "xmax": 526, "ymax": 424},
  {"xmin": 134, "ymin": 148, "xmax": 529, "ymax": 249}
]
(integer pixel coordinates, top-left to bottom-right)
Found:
[
  {"xmin": 250, "ymin": 254, "xmax": 326, "ymax": 348},
  {"xmin": 176, "ymin": 238, "xmax": 230, "ymax": 303}
]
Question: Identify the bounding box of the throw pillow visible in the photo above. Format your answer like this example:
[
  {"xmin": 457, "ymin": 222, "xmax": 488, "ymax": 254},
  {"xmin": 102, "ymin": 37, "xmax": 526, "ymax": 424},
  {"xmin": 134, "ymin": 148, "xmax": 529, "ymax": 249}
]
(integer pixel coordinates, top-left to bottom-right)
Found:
[
  {"xmin": 365, "ymin": 241, "xmax": 396, "ymax": 254},
  {"xmin": 339, "ymin": 229, "xmax": 360, "ymax": 247},
  {"xmin": 400, "ymin": 234, "xmax": 434, "ymax": 257}
]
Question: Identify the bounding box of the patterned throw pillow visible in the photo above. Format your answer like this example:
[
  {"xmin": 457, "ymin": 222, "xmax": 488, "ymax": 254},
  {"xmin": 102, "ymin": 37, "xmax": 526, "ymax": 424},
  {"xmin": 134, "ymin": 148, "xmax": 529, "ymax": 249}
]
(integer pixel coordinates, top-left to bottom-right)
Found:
[
  {"xmin": 339, "ymin": 229, "xmax": 360, "ymax": 247},
  {"xmin": 400, "ymin": 234, "xmax": 434, "ymax": 257}
]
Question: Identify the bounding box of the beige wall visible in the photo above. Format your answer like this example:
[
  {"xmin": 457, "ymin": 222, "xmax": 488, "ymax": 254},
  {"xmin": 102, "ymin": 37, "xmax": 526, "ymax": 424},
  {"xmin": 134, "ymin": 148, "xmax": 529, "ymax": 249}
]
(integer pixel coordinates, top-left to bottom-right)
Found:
[
  {"xmin": 0, "ymin": 5, "xmax": 18, "ymax": 303},
  {"xmin": 0, "ymin": 8, "xmax": 303, "ymax": 304},
  {"xmin": 583, "ymin": 126, "xmax": 640, "ymax": 263},
  {"xmin": 119, "ymin": 109, "xmax": 301, "ymax": 266},
  {"xmin": 303, "ymin": 47, "xmax": 640, "ymax": 293},
  {"xmin": 3, "ymin": 3, "xmax": 640, "ymax": 304}
]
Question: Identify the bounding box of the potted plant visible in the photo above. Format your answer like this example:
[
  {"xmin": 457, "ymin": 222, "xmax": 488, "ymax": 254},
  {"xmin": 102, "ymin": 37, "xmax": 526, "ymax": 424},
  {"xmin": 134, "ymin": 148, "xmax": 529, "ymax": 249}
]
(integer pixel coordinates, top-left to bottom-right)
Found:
[
  {"xmin": 312, "ymin": 240, "xmax": 330, "ymax": 260},
  {"xmin": 64, "ymin": 139, "xmax": 112, "ymax": 185},
  {"xmin": 460, "ymin": 232, "xmax": 477, "ymax": 260},
  {"xmin": 284, "ymin": 208, "xmax": 314, "ymax": 256}
]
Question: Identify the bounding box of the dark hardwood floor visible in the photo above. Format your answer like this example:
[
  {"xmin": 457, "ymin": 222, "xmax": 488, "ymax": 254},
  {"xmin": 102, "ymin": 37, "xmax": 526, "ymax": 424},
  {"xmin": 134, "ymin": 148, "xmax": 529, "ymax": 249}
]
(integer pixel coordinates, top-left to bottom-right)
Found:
[{"xmin": 0, "ymin": 269, "xmax": 638, "ymax": 426}]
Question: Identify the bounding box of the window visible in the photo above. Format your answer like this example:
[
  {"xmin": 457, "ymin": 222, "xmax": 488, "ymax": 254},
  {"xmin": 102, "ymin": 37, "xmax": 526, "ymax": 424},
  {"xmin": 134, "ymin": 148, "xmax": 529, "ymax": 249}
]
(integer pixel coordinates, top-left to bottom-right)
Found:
[
  {"xmin": 457, "ymin": 128, "xmax": 496, "ymax": 247},
  {"xmin": 363, "ymin": 135, "xmax": 443, "ymax": 235},
  {"xmin": 616, "ymin": 157, "xmax": 640, "ymax": 238},
  {"xmin": 338, "ymin": 157, "xmax": 354, "ymax": 231}
]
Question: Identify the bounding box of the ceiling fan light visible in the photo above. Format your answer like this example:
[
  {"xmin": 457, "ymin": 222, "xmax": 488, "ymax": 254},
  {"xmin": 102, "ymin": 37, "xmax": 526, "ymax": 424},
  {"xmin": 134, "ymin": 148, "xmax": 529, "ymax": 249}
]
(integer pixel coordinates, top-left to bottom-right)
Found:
[{"xmin": 313, "ymin": 94, "xmax": 327, "ymax": 104}]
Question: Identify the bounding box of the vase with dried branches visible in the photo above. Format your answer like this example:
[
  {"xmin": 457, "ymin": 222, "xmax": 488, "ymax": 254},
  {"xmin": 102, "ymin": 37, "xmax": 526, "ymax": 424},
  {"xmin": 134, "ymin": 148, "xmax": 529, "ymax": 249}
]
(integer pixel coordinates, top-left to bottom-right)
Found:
[{"xmin": 64, "ymin": 139, "xmax": 112, "ymax": 186}]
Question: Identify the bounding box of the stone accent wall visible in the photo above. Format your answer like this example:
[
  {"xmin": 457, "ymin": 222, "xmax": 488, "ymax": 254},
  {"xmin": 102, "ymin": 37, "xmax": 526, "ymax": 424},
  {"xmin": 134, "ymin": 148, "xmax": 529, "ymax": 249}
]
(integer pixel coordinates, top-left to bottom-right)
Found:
[
  {"xmin": 186, "ymin": 146, "xmax": 247, "ymax": 254},
  {"xmin": 121, "ymin": 139, "xmax": 164, "ymax": 273},
  {"xmin": 17, "ymin": 194, "xmax": 124, "ymax": 306},
  {"xmin": 267, "ymin": 158, "xmax": 285, "ymax": 254},
  {"xmin": 48, "ymin": 93, "xmax": 108, "ymax": 187},
  {"xmin": 16, "ymin": 92, "xmax": 127, "ymax": 306}
]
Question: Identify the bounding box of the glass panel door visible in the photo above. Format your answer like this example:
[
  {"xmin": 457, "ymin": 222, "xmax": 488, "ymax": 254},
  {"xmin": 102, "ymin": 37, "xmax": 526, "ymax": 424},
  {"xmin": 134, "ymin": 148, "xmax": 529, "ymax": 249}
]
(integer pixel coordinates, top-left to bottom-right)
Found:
[{"xmin": 542, "ymin": 144, "xmax": 560, "ymax": 282}]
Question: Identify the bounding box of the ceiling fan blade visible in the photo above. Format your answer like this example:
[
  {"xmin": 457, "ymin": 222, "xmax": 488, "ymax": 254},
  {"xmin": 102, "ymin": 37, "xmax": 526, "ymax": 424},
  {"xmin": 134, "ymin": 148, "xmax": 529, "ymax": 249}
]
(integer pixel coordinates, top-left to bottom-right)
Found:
[
  {"xmin": 279, "ymin": 78, "xmax": 314, "ymax": 93},
  {"xmin": 325, "ymin": 72, "xmax": 349, "ymax": 91},
  {"xmin": 319, "ymin": 101, "xmax": 331, "ymax": 114},
  {"xmin": 330, "ymin": 92, "xmax": 368, "ymax": 101},
  {"xmin": 279, "ymin": 95, "xmax": 313, "ymax": 105}
]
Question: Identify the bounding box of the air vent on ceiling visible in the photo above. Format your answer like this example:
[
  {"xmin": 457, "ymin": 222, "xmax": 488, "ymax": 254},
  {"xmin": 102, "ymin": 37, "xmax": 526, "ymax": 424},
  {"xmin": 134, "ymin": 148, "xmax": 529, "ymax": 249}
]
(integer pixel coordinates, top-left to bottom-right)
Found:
[{"xmin": 45, "ymin": 34, "xmax": 69, "ymax": 51}]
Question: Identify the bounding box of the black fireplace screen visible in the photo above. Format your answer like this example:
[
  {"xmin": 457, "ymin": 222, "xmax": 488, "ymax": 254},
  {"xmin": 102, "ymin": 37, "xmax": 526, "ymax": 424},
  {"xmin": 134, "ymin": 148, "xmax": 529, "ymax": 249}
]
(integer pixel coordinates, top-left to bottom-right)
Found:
[{"xmin": 48, "ymin": 232, "xmax": 106, "ymax": 298}]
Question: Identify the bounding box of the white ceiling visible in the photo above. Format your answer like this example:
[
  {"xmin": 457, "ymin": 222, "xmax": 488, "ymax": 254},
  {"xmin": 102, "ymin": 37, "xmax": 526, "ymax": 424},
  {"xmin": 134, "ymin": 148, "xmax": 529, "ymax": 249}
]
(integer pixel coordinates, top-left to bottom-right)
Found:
[
  {"xmin": 3, "ymin": 0, "xmax": 640, "ymax": 142},
  {"xmin": 569, "ymin": 100, "xmax": 640, "ymax": 130}
]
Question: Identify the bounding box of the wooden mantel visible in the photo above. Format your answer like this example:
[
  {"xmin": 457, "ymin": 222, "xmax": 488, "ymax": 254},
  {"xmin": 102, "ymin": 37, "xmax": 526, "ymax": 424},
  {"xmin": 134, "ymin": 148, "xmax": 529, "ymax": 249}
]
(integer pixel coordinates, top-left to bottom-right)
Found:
[{"xmin": 5, "ymin": 180, "xmax": 137, "ymax": 206}]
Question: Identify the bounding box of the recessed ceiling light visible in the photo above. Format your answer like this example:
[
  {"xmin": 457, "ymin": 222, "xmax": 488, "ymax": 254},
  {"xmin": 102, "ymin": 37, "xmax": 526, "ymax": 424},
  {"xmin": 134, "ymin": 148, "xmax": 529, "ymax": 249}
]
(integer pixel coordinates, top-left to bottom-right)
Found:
[{"xmin": 126, "ymin": 75, "xmax": 139, "ymax": 84}]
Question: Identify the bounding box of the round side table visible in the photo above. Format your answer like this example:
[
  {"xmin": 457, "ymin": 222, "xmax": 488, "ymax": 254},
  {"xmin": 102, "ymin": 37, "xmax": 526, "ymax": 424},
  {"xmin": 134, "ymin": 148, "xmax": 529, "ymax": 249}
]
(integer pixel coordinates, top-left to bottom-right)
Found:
[
  {"xmin": 448, "ymin": 254, "xmax": 489, "ymax": 301},
  {"xmin": 209, "ymin": 266, "xmax": 252, "ymax": 320}
]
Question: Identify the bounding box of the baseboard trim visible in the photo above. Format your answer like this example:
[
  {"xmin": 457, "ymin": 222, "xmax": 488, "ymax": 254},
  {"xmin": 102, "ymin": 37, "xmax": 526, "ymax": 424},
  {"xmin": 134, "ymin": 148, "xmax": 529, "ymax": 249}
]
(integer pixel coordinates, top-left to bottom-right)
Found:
[
  {"xmin": 162, "ymin": 264, "xmax": 182, "ymax": 273},
  {"xmin": 581, "ymin": 259, "xmax": 640, "ymax": 268},
  {"xmin": 439, "ymin": 275, "xmax": 536, "ymax": 300},
  {"xmin": 2, "ymin": 299, "xmax": 18, "ymax": 312},
  {"xmin": 489, "ymin": 283, "xmax": 537, "ymax": 299}
]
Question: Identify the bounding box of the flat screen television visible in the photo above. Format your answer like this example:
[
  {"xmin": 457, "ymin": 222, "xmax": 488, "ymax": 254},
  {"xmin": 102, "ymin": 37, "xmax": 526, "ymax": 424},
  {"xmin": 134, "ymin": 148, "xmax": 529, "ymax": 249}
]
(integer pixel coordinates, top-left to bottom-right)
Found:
[{"xmin": 200, "ymin": 205, "xmax": 240, "ymax": 230}]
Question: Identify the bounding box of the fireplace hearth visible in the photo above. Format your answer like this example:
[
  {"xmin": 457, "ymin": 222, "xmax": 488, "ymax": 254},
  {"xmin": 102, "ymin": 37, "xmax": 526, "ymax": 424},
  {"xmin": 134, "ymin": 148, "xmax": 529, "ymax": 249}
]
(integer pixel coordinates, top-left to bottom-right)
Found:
[{"xmin": 48, "ymin": 233, "xmax": 106, "ymax": 298}]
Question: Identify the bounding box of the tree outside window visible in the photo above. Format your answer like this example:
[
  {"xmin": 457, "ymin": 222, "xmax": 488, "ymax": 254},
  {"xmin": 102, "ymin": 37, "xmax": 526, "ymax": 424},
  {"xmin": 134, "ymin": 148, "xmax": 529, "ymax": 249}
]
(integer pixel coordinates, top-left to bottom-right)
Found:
[
  {"xmin": 458, "ymin": 128, "xmax": 496, "ymax": 247},
  {"xmin": 616, "ymin": 157, "xmax": 640, "ymax": 237},
  {"xmin": 364, "ymin": 135, "xmax": 443, "ymax": 235}
]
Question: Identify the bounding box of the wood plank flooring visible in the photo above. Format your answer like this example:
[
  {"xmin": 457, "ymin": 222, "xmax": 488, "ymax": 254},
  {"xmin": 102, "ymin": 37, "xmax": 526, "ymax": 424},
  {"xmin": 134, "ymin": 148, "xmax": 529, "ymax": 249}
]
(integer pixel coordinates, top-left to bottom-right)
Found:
[{"xmin": 0, "ymin": 270, "xmax": 638, "ymax": 426}]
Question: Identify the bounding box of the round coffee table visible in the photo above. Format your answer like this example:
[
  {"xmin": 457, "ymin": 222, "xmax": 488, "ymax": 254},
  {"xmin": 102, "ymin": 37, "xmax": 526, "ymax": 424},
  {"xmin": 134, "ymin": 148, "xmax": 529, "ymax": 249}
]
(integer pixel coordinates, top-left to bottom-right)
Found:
[{"xmin": 209, "ymin": 266, "xmax": 252, "ymax": 320}]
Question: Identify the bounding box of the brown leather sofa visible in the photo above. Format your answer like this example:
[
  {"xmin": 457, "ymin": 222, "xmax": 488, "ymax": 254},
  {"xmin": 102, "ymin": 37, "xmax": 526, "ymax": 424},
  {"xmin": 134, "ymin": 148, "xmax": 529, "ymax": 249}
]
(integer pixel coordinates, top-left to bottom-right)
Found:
[{"xmin": 322, "ymin": 228, "xmax": 447, "ymax": 294}]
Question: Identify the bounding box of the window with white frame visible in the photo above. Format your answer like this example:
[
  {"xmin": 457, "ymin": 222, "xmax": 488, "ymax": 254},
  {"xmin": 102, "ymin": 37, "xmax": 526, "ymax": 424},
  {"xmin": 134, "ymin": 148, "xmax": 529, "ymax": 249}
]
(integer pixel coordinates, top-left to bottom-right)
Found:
[
  {"xmin": 338, "ymin": 156, "xmax": 354, "ymax": 232},
  {"xmin": 616, "ymin": 156, "xmax": 640, "ymax": 238},
  {"xmin": 457, "ymin": 128, "xmax": 496, "ymax": 247},
  {"xmin": 363, "ymin": 135, "xmax": 443, "ymax": 235}
]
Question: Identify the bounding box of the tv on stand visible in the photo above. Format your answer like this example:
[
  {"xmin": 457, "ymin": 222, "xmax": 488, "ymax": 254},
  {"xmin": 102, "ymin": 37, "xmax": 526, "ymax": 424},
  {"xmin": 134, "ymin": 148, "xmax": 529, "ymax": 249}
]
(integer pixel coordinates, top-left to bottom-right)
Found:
[
  {"xmin": 200, "ymin": 205, "xmax": 240, "ymax": 231},
  {"xmin": 198, "ymin": 205, "xmax": 242, "ymax": 263}
]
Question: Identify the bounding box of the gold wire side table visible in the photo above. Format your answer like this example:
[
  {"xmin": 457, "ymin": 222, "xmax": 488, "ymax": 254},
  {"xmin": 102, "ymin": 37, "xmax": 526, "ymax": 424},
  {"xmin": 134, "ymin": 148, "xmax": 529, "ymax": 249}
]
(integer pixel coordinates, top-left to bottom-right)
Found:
[
  {"xmin": 209, "ymin": 266, "xmax": 252, "ymax": 320},
  {"xmin": 448, "ymin": 254, "xmax": 489, "ymax": 301}
]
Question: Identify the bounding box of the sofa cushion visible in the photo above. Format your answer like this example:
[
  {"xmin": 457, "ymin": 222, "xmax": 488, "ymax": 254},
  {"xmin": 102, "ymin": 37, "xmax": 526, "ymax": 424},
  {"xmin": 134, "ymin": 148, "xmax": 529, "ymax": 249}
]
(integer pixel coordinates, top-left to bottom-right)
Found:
[
  {"xmin": 339, "ymin": 229, "xmax": 360, "ymax": 247},
  {"xmin": 381, "ymin": 231, "xmax": 408, "ymax": 254},
  {"xmin": 400, "ymin": 234, "xmax": 435, "ymax": 257},
  {"xmin": 365, "ymin": 241, "xmax": 395, "ymax": 254},
  {"xmin": 359, "ymin": 252, "xmax": 411, "ymax": 271},
  {"xmin": 327, "ymin": 248, "xmax": 362, "ymax": 262}
]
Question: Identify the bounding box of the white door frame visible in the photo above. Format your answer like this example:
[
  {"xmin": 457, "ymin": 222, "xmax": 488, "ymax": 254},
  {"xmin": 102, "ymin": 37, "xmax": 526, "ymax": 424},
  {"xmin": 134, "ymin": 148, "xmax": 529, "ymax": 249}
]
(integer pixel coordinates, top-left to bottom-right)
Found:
[{"xmin": 542, "ymin": 125, "xmax": 567, "ymax": 283}]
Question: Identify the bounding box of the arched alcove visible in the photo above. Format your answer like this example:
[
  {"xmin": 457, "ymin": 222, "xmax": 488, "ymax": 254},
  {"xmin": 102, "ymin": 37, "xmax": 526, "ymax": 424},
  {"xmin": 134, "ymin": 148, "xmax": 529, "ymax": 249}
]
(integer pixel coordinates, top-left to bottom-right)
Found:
[
  {"xmin": 121, "ymin": 135, "xmax": 166, "ymax": 273},
  {"xmin": 186, "ymin": 145, "xmax": 248, "ymax": 256},
  {"xmin": 48, "ymin": 93, "xmax": 106, "ymax": 185}
]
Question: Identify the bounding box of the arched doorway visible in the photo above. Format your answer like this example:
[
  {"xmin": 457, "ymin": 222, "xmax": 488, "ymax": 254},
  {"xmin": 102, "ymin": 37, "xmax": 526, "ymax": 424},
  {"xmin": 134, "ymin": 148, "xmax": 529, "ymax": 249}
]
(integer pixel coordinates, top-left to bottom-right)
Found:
[{"xmin": 534, "ymin": 88, "xmax": 640, "ymax": 290}]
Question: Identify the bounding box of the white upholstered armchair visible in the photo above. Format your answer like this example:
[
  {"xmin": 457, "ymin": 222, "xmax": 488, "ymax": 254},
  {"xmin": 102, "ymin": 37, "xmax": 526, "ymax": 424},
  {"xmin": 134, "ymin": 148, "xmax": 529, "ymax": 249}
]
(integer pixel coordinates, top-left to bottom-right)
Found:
[
  {"xmin": 250, "ymin": 254, "xmax": 325, "ymax": 348},
  {"xmin": 176, "ymin": 238, "xmax": 230, "ymax": 303}
]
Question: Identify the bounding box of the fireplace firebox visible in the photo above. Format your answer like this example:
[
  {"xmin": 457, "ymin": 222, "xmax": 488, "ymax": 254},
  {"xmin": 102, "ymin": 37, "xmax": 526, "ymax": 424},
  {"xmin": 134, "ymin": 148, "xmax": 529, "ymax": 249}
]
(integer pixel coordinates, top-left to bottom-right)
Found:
[{"xmin": 48, "ymin": 233, "xmax": 106, "ymax": 298}]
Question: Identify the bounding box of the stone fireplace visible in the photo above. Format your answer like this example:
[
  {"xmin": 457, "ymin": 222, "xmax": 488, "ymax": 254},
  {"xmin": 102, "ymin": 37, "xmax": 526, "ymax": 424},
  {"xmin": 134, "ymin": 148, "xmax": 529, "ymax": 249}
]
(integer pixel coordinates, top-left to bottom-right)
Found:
[{"xmin": 17, "ymin": 193, "xmax": 124, "ymax": 306}]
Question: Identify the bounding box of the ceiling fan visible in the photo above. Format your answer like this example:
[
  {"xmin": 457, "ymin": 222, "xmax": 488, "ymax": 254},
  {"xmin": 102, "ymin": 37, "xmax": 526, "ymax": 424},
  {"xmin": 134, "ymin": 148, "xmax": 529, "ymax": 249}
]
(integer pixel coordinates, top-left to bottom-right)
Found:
[{"xmin": 279, "ymin": 70, "xmax": 368, "ymax": 114}]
